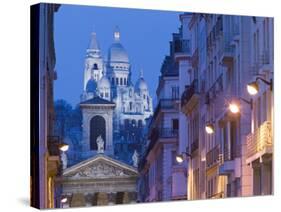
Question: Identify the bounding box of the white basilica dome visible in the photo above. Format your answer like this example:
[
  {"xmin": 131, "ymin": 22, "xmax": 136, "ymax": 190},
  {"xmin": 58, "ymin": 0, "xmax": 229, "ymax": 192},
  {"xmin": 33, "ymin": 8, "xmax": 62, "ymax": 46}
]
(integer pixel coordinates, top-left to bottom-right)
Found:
[
  {"xmin": 98, "ymin": 75, "xmax": 111, "ymax": 89},
  {"xmin": 135, "ymin": 77, "xmax": 148, "ymax": 91},
  {"xmin": 108, "ymin": 42, "xmax": 129, "ymax": 63}
]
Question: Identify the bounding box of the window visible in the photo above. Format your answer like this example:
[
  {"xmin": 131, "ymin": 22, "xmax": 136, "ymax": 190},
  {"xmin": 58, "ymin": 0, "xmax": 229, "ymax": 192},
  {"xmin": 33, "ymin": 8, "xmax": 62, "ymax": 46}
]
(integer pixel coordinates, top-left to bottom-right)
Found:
[
  {"xmin": 105, "ymin": 92, "xmax": 109, "ymax": 98},
  {"xmin": 120, "ymin": 78, "xmax": 123, "ymax": 85},
  {"xmin": 116, "ymin": 77, "xmax": 119, "ymax": 85},
  {"xmin": 129, "ymin": 102, "xmax": 133, "ymax": 111},
  {"xmin": 93, "ymin": 63, "xmax": 98, "ymax": 70},
  {"xmin": 111, "ymin": 77, "xmax": 115, "ymax": 85},
  {"xmin": 172, "ymin": 119, "xmax": 179, "ymax": 130},
  {"xmin": 171, "ymin": 86, "xmax": 179, "ymax": 99},
  {"xmin": 90, "ymin": 116, "xmax": 106, "ymax": 150}
]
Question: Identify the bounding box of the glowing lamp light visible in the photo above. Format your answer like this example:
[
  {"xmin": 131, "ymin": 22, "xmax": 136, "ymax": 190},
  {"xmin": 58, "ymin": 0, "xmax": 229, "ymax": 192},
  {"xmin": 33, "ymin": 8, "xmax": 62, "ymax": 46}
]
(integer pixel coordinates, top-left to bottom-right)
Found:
[
  {"xmin": 61, "ymin": 197, "xmax": 67, "ymax": 203},
  {"xmin": 59, "ymin": 143, "xmax": 69, "ymax": 152},
  {"xmin": 205, "ymin": 123, "xmax": 215, "ymax": 134},
  {"xmin": 176, "ymin": 154, "xmax": 184, "ymax": 163},
  {"xmin": 229, "ymin": 103, "xmax": 240, "ymax": 114},
  {"xmin": 247, "ymin": 82, "xmax": 259, "ymax": 95}
]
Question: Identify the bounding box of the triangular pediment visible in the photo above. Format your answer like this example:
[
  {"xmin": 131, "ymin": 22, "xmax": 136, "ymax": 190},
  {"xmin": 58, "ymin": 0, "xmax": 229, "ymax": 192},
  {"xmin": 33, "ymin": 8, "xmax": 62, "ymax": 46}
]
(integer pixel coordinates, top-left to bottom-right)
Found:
[{"xmin": 63, "ymin": 154, "xmax": 138, "ymax": 180}]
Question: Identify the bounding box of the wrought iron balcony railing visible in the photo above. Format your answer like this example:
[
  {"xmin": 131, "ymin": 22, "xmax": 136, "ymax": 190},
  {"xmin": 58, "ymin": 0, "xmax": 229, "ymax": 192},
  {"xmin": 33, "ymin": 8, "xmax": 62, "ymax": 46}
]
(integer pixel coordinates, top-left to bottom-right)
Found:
[
  {"xmin": 181, "ymin": 79, "xmax": 199, "ymax": 108},
  {"xmin": 206, "ymin": 144, "xmax": 221, "ymax": 168},
  {"xmin": 246, "ymin": 121, "xmax": 272, "ymax": 159}
]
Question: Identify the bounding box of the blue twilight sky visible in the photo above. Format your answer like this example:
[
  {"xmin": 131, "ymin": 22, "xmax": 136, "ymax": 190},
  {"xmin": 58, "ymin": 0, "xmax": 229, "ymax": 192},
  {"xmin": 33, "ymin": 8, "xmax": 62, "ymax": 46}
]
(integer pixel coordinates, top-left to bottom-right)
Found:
[{"xmin": 54, "ymin": 4, "xmax": 181, "ymax": 107}]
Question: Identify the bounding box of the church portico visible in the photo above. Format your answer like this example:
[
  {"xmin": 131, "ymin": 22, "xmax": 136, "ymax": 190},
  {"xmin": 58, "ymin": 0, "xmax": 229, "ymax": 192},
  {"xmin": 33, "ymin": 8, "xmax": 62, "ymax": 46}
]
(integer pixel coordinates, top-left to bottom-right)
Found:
[{"xmin": 61, "ymin": 154, "xmax": 138, "ymax": 207}]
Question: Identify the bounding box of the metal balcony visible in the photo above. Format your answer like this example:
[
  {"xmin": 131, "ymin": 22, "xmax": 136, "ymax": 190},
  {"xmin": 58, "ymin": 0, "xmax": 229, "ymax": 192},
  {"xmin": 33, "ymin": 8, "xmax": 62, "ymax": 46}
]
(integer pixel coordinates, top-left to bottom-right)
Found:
[
  {"xmin": 218, "ymin": 37, "xmax": 234, "ymax": 66},
  {"xmin": 206, "ymin": 144, "xmax": 221, "ymax": 168},
  {"xmin": 153, "ymin": 99, "xmax": 178, "ymax": 120},
  {"xmin": 191, "ymin": 138, "xmax": 199, "ymax": 153},
  {"xmin": 246, "ymin": 121, "xmax": 273, "ymax": 163},
  {"xmin": 174, "ymin": 39, "xmax": 191, "ymax": 55},
  {"xmin": 181, "ymin": 79, "xmax": 200, "ymax": 114}
]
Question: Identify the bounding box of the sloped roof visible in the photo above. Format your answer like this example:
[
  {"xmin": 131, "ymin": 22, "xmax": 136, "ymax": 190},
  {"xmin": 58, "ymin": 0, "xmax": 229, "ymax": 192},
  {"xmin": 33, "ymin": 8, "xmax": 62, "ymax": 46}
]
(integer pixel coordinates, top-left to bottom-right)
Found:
[
  {"xmin": 63, "ymin": 154, "xmax": 138, "ymax": 178},
  {"xmin": 80, "ymin": 96, "xmax": 115, "ymax": 106}
]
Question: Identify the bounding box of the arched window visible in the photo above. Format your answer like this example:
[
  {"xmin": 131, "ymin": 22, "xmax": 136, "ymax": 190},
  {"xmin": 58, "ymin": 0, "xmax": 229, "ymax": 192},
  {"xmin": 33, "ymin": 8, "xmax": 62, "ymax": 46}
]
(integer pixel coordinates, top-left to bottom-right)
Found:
[
  {"xmin": 116, "ymin": 78, "xmax": 119, "ymax": 85},
  {"xmin": 90, "ymin": 116, "xmax": 106, "ymax": 150},
  {"xmin": 120, "ymin": 78, "xmax": 123, "ymax": 85},
  {"xmin": 124, "ymin": 78, "xmax": 126, "ymax": 85},
  {"xmin": 111, "ymin": 77, "xmax": 115, "ymax": 85},
  {"xmin": 138, "ymin": 120, "xmax": 143, "ymax": 128},
  {"xmin": 132, "ymin": 119, "xmax": 136, "ymax": 127},
  {"xmin": 129, "ymin": 102, "xmax": 133, "ymax": 111}
]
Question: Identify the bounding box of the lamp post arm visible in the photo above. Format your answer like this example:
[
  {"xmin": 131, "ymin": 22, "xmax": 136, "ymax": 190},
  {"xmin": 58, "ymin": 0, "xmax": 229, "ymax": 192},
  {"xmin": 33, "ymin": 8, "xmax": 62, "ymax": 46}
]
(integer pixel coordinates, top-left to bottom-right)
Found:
[
  {"xmin": 256, "ymin": 77, "xmax": 273, "ymax": 90},
  {"xmin": 239, "ymin": 97, "xmax": 253, "ymax": 110},
  {"xmin": 183, "ymin": 152, "xmax": 192, "ymax": 159}
]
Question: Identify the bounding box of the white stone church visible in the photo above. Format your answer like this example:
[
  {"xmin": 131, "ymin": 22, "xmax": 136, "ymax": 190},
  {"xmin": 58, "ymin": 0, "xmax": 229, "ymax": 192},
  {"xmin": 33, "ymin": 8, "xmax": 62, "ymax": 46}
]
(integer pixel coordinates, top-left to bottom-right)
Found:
[
  {"xmin": 60, "ymin": 28, "xmax": 154, "ymax": 207},
  {"xmin": 79, "ymin": 28, "xmax": 153, "ymax": 163}
]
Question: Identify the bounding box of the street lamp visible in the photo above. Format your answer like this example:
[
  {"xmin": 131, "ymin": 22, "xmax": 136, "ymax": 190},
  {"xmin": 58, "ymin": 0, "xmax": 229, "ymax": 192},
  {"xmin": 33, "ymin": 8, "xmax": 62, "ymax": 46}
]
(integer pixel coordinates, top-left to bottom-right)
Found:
[
  {"xmin": 228, "ymin": 98, "xmax": 253, "ymax": 114},
  {"xmin": 176, "ymin": 150, "xmax": 192, "ymax": 164},
  {"xmin": 205, "ymin": 123, "xmax": 215, "ymax": 134},
  {"xmin": 247, "ymin": 77, "xmax": 273, "ymax": 96},
  {"xmin": 247, "ymin": 82, "xmax": 259, "ymax": 95},
  {"xmin": 228, "ymin": 102, "xmax": 240, "ymax": 114},
  {"xmin": 61, "ymin": 197, "xmax": 68, "ymax": 203},
  {"xmin": 59, "ymin": 143, "xmax": 69, "ymax": 152}
]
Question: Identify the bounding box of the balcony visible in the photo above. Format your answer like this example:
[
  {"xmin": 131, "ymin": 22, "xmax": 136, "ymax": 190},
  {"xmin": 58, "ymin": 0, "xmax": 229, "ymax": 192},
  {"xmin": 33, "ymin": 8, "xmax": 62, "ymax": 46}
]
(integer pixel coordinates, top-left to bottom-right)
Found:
[
  {"xmin": 191, "ymin": 138, "xmax": 199, "ymax": 154},
  {"xmin": 48, "ymin": 135, "xmax": 61, "ymax": 156},
  {"xmin": 181, "ymin": 79, "xmax": 200, "ymax": 114},
  {"xmin": 218, "ymin": 38, "xmax": 234, "ymax": 66},
  {"xmin": 205, "ymin": 74, "xmax": 223, "ymax": 104},
  {"xmin": 206, "ymin": 144, "xmax": 221, "ymax": 168},
  {"xmin": 246, "ymin": 121, "xmax": 273, "ymax": 164},
  {"xmin": 174, "ymin": 39, "xmax": 191, "ymax": 55},
  {"xmin": 153, "ymin": 99, "xmax": 178, "ymax": 120},
  {"xmin": 146, "ymin": 127, "xmax": 178, "ymax": 158}
]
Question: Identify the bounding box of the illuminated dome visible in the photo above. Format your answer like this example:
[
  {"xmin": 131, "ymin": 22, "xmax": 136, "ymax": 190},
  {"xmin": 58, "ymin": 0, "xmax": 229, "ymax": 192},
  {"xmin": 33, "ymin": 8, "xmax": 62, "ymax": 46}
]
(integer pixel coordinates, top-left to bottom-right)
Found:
[
  {"xmin": 135, "ymin": 70, "xmax": 148, "ymax": 91},
  {"xmin": 86, "ymin": 78, "xmax": 97, "ymax": 93},
  {"xmin": 108, "ymin": 28, "xmax": 129, "ymax": 63},
  {"xmin": 98, "ymin": 75, "xmax": 111, "ymax": 89}
]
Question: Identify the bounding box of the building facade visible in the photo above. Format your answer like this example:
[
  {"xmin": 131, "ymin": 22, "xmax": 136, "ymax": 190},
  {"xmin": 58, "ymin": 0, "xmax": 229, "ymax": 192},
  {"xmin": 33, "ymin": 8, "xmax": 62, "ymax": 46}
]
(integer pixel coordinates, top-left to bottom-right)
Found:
[
  {"xmin": 180, "ymin": 13, "xmax": 273, "ymax": 200},
  {"xmin": 141, "ymin": 13, "xmax": 273, "ymax": 203},
  {"xmin": 31, "ymin": 3, "xmax": 62, "ymax": 209}
]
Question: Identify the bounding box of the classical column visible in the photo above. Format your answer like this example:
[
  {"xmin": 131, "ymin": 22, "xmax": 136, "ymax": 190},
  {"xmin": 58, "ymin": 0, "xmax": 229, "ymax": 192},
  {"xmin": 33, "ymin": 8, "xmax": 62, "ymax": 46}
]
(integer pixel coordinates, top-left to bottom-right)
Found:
[
  {"xmin": 129, "ymin": 192, "xmax": 137, "ymax": 203},
  {"xmin": 97, "ymin": 192, "xmax": 109, "ymax": 205},
  {"xmin": 70, "ymin": 193, "xmax": 86, "ymax": 207},
  {"xmin": 84, "ymin": 193, "xmax": 93, "ymax": 207},
  {"xmin": 123, "ymin": 192, "xmax": 130, "ymax": 204},
  {"xmin": 108, "ymin": 192, "xmax": 117, "ymax": 205}
]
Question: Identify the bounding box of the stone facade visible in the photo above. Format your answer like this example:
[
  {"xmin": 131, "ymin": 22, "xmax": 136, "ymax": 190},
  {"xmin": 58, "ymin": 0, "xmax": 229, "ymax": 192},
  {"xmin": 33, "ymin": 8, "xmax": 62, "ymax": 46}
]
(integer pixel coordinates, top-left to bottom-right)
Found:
[{"xmin": 61, "ymin": 154, "xmax": 138, "ymax": 207}]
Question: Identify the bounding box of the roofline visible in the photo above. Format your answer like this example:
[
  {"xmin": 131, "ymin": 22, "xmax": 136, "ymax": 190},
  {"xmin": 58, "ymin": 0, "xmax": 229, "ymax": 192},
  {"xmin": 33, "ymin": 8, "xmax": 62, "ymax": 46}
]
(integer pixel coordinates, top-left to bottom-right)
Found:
[{"xmin": 63, "ymin": 154, "xmax": 138, "ymax": 176}]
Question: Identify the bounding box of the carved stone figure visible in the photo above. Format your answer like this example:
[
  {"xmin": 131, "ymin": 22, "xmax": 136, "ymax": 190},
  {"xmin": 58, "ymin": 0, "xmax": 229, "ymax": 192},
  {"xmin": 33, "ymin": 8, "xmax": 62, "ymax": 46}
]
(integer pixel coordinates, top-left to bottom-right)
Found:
[
  {"xmin": 61, "ymin": 151, "xmax": 68, "ymax": 169},
  {"xmin": 132, "ymin": 150, "xmax": 139, "ymax": 167},
  {"xmin": 96, "ymin": 135, "xmax": 104, "ymax": 153}
]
